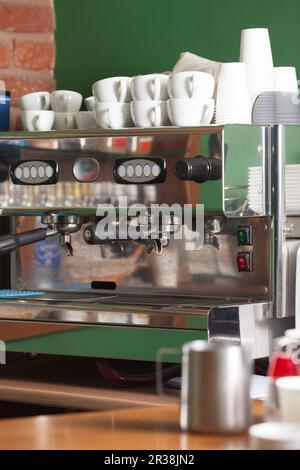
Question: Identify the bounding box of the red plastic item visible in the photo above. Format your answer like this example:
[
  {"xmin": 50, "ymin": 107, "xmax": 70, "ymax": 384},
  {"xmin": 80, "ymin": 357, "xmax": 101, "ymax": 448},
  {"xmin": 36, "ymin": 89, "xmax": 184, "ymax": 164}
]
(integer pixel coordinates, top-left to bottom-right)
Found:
[
  {"xmin": 237, "ymin": 255, "xmax": 248, "ymax": 271},
  {"xmin": 268, "ymin": 353, "xmax": 299, "ymax": 379},
  {"xmin": 112, "ymin": 137, "xmax": 127, "ymax": 149}
]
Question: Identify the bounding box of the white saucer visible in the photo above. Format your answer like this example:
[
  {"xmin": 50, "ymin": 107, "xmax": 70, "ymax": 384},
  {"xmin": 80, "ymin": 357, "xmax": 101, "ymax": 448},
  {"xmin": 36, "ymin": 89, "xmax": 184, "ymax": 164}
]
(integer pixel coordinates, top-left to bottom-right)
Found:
[{"xmin": 249, "ymin": 422, "xmax": 300, "ymax": 450}]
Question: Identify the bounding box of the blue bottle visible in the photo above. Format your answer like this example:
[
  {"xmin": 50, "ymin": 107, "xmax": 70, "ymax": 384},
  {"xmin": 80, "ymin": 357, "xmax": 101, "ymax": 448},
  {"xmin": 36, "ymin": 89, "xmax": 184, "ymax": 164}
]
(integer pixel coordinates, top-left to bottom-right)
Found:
[{"xmin": 0, "ymin": 91, "xmax": 10, "ymax": 131}]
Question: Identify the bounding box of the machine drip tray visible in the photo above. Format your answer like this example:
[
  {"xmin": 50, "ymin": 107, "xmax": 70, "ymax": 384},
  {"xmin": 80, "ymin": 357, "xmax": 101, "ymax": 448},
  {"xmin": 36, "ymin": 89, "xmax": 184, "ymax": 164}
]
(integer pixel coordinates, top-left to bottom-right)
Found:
[
  {"xmin": 0, "ymin": 292, "xmax": 270, "ymax": 332},
  {"xmin": 10, "ymin": 291, "xmax": 256, "ymax": 308},
  {"xmin": 36, "ymin": 293, "xmax": 118, "ymax": 304}
]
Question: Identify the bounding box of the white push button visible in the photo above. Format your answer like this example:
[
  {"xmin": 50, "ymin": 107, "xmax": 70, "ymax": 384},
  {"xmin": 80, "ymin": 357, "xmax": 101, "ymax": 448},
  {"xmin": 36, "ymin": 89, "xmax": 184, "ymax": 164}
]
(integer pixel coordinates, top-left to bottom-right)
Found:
[
  {"xmin": 23, "ymin": 166, "xmax": 30, "ymax": 179},
  {"xmin": 46, "ymin": 166, "xmax": 53, "ymax": 178},
  {"xmin": 143, "ymin": 164, "xmax": 151, "ymax": 177},
  {"xmin": 127, "ymin": 165, "xmax": 134, "ymax": 178},
  {"xmin": 118, "ymin": 165, "xmax": 126, "ymax": 178},
  {"xmin": 152, "ymin": 164, "xmax": 161, "ymax": 177},
  {"xmin": 135, "ymin": 164, "xmax": 142, "ymax": 178},
  {"xmin": 31, "ymin": 166, "xmax": 37, "ymax": 179},
  {"xmin": 14, "ymin": 167, "xmax": 22, "ymax": 179},
  {"xmin": 38, "ymin": 166, "xmax": 45, "ymax": 178}
]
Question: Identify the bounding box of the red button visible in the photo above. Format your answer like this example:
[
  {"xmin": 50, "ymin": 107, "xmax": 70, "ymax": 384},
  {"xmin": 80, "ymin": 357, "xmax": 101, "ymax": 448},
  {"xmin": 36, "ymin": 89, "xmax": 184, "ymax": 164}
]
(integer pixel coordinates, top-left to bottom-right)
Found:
[
  {"xmin": 237, "ymin": 252, "xmax": 253, "ymax": 272},
  {"xmin": 237, "ymin": 255, "xmax": 248, "ymax": 271}
]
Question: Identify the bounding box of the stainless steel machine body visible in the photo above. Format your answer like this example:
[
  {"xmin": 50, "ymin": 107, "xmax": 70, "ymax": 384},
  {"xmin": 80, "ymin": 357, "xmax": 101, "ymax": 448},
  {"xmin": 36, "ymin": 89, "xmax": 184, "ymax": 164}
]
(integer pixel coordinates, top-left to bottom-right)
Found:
[{"xmin": 0, "ymin": 125, "xmax": 297, "ymax": 360}]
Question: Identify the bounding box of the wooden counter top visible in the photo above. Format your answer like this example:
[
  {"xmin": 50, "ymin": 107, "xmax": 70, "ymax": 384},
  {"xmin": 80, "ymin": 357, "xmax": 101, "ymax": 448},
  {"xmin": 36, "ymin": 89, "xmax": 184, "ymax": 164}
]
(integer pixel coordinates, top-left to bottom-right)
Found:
[
  {"xmin": 0, "ymin": 355, "xmax": 174, "ymax": 410},
  {"xmin": 0, "ymin": 401, "xmax": 263, "ymax": 450}
]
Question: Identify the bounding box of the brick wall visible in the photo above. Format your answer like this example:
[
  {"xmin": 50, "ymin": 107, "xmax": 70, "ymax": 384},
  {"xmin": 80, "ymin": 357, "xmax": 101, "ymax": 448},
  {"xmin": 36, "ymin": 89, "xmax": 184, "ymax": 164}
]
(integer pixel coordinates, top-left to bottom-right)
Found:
[{"xmin": 0, "ymin": 0, "xmax": 56, "ymax": 130}]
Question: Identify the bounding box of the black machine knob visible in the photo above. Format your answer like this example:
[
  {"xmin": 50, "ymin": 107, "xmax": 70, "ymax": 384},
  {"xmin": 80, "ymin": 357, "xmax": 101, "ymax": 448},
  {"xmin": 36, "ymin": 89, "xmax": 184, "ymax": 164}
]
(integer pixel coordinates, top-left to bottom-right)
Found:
[{"xmin": 175, "ymin": 156, "xmax": 222, "ymax": 183}]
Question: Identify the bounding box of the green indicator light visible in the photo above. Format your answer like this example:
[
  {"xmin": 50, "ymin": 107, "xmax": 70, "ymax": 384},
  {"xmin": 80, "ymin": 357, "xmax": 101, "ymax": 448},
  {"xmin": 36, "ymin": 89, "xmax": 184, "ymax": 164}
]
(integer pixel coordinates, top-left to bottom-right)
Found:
[{"xmin": 238, "ymin": 230, "xmax": 247, "ymax": 244}]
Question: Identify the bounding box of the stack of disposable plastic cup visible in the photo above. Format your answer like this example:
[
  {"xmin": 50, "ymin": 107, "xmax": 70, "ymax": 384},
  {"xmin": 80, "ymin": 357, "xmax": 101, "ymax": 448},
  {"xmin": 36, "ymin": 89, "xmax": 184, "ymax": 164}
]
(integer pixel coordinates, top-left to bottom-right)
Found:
[
  {"xmin": 252, "ymin": 91, "xmax": 300, "ymax": 126},
  {"xmin": 240, "ymin": 28, "xmax": 275, "ymax": 104},
  {"xmin": 274, "ymin": 67, "xmax": 298, "ymax": 93},
  {"xmin": 215, "ymin": 62, "xmax": 252, "ymax": 124}
]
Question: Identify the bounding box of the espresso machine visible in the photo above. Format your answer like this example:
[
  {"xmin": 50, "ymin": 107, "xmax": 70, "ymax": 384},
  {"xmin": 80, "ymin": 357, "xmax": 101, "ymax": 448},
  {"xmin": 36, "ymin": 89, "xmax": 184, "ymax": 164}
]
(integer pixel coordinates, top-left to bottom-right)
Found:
[{"xmin": 0, "ymin": 124, "xmax": 297, "ymax": 362}]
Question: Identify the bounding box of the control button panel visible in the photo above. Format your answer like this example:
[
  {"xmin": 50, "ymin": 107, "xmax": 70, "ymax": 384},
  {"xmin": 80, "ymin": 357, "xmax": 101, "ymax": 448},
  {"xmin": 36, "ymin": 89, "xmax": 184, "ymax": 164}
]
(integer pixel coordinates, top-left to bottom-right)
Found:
[
  {"xmin": 73, "ymin": 158, "xmax": 100, "ymax": 182},
  {"xmin": 11, "ymin": 161, "xmax": 57, "ymax": 185},
  {"xmin": 114, "ymin": 158, "xmax": 166, "ymax": 184},
  {"xmin": 237, "ymin": 252, "xmax": 253, "ymax": 272},
  {"xmin": 237, "ymin": 224, "xmax": 253, "ymax": 246}
]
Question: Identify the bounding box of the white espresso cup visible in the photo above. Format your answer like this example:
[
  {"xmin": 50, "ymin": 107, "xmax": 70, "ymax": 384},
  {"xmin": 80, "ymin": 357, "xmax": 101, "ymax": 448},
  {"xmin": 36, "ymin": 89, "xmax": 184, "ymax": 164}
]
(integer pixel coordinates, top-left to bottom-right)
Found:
[
  {"xmin": 94, "ymin": 102, "xmax": 133, "ymax": 129},
  {"xmin": 130, "ymin": 100, "xmax": 170, "ymax": 127},
  {"xmin": 84, "ymin": 96, "xmax": 96, "ymax": 111},
  {"xmin": 51, "ymin": 90, "xmax": 82, "ymax": 112},
  {"xmin": 276, "ymin": 376, "xmax": 300, "ymax": 424},
  {"xmin": 20, "ymin": 91, "xmax": 50, "ymax": 111},
  {"xmin": 168, "ymin": 71, "xmax": 215, "ymax": 100},
  {"xmin": 131, "ymin": 74, "xmax": 169, "ymax": 101},
  {"xmin": 167, "ymin": 98, "xmax": 214, "ymax": 126},
  {"xmin": 54, "ymin": 112, "xmax": 77, "ymax": 130},
  {"xmin": 75, "ymin": 111, "xmax": 96, "ymax": 129},
  {"xmin": 277, "ymin": 377, "xmax": 300, "ymax": 424},
  {"xmin": 93, "ymin": 77, "xmax": 132, "ymax": 103},
  {"xmin": 21, "ymin": 110, "xmax": 54, "ymax": 131}
]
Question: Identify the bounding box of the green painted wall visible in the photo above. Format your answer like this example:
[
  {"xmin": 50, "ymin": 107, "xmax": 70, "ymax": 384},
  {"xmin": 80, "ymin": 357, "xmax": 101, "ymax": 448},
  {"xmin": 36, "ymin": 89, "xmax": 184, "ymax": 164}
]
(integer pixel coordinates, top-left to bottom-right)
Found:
[
  {"xmin": 54, "ymin": 0, "xmax": 300, "ymax": 99},
  {"xmin": 6, "ymin": 326, "xmax": 207, "ymax": 361}
]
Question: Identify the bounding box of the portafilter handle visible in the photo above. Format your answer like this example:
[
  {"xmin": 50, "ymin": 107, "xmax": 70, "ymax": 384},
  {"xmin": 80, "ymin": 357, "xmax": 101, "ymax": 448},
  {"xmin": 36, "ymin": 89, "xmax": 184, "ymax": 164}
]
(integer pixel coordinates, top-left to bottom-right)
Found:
[{"xmin": 0, "ymin": 226, "xmax": 57, "ymax": 255}]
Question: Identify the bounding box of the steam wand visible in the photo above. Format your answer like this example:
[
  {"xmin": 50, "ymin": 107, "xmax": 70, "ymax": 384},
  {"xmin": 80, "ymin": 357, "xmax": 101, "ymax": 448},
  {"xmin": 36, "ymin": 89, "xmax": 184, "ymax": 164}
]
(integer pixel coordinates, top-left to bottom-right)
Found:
[
  {"xmin": 0, "ymin": 225, "xmax": 58, "ymax": 256},
  {"xmin": 0, "ymin": 215, "xmax": 85, "ymax": 256}
]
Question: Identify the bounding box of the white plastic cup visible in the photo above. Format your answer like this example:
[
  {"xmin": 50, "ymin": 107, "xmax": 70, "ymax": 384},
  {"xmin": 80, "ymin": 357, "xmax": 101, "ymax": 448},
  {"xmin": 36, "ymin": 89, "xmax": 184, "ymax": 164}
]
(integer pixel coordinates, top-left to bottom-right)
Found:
[
  {"xmin": 275, "ymin": 67, "xmax": 298, "ymax": 93},
  {"xmin": 168, "ymin": 71, "xmax": 214, "ymax": 100},
  {"xmin": 240, "ymin": 28, "xmax": 275, "ymax": 104},
  {"xmin": 130, "ymin": 100, "xmax": 170, "ymax": 127},
  {"xmin": 131, "ymin": 74, "xmax": 169, "ymax": 101},
  {"xmin": 276, "ymin": 376, "xmax": 300, "ymax": 424},
  {"xmin": 93, "ymin": 77, "xmax": 132, "ymax": 103},
  {"xmin": 167, "ymin": 98, "xmax": 214, "ymax": 126},
  {"xmin": 94, "ymin": 102, "xmax": 133, "ymax": 129},
  {"xmin": 217, "ymin": 63, "xmax": 251, "ymax": 105},
  {"xmin": 240, "ymin": 28, "xmax": 274, "ymax": 68},
  {"xmin": 216, "ymin": 63, "xmax": 251, "ymax": 123}
]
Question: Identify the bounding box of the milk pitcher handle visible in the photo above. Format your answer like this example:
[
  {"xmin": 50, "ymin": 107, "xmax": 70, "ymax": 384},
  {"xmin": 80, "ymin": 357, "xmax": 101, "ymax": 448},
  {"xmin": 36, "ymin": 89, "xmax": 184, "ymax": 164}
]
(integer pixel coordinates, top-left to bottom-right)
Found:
[{"xmin": 156, "ymin": 347, "xmax": 181, "ymax": 397}]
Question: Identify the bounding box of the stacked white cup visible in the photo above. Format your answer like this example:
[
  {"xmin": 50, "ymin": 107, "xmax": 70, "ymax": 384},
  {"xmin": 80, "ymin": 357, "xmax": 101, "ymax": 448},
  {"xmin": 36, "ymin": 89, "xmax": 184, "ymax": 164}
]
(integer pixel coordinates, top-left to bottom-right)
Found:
[
  {"xmin": 20, "ymin": 92, "xmax": 54, "ymax": 131},
  {"xmin": 92, "ymin": 77, "xmax": 133, "ymax": 129},
  {"xmin": 130, "ymin": 74, "xmax": 170, "ymax": 127},
  {"xmin": 51, "ymin": 91, "xmax": 82, "ymax": 130},
  {"xmin": 84, "ymin": 96, "xmax": 96, "ymax": 111},
  {"xmin": 167, "ymin": 71, "xmax": 215, "ymax": 126},
  {"xmin": 76, "ymin": 96, "xmax": 97, "ymax": 130},
  {"xmin": 215, "ymin": 63, "xmax": 252, "ymax": 124},
  {"xmin": 20, "ymin": 90, "xmax": 83, "ymax": 131},
  {"xmin": 240, "ymin": 28, "xmax": 275, "ymax": 104}
]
